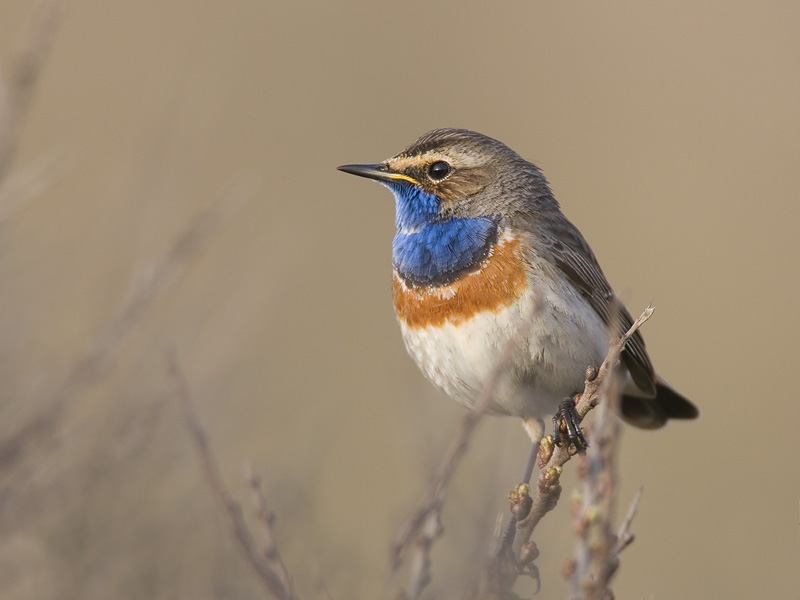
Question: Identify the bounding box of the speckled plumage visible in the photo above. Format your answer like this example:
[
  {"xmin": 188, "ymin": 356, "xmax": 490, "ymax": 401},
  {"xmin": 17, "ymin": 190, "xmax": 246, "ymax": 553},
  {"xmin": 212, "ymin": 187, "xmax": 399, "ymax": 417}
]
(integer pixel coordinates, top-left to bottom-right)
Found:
[{"xmin": 339, "ymin": 128, "xmax": 698, "ymax": 440}]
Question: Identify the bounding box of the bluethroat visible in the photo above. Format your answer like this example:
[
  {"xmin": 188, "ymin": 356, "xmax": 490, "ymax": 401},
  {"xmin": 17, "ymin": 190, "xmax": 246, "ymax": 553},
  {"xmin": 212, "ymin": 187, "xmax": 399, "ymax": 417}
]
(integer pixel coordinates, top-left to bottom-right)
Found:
[{"xmin": 338, "ymin": 128, "xmax": 698, "ymax": 445}]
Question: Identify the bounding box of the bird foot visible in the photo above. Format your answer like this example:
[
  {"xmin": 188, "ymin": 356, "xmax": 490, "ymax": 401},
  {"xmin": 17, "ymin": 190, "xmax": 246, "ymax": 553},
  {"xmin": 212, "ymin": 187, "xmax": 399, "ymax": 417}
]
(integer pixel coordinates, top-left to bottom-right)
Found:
[{"xmin": 552, "ymin": 396, "xmax": 588, "ymax": 451}]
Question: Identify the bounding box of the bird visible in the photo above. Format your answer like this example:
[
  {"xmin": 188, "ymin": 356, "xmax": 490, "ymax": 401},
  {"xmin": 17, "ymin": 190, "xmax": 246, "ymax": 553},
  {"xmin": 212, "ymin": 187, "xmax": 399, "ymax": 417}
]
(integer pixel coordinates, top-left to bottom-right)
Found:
[{"xmin": 338, "ymin": 128, "xmax": 698, "ymax": 446}]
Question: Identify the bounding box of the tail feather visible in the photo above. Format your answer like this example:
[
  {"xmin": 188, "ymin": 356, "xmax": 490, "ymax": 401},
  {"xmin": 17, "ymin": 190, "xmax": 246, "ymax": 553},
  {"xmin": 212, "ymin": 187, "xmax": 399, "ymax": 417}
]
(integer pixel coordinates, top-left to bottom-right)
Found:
[{"xmin": 620, "ymin": 377, "xmax": 699, "ymax": 430}]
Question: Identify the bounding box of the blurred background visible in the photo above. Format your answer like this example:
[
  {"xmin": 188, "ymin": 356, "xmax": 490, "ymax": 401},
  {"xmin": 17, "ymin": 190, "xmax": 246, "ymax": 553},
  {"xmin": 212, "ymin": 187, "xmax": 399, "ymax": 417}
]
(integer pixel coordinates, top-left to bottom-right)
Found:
[{"xmin": 1, "ymin": 1, "xmax": 798, "ymax": 598}]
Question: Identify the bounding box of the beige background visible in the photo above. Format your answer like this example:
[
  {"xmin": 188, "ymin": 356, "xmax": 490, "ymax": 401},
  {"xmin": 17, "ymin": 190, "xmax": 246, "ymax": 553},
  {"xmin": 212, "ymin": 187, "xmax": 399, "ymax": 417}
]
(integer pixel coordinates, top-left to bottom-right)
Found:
[{"xmin": 1, "ymin": 1, "xmax": 798, "ymax": 598}]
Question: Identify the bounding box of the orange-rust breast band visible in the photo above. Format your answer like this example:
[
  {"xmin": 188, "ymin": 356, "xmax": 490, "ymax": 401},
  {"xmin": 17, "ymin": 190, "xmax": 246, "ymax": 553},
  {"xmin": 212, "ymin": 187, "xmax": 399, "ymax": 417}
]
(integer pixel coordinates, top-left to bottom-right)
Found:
[{"xmin": 393, "ymin": 235, "xmax": 528, "ymax": 329}]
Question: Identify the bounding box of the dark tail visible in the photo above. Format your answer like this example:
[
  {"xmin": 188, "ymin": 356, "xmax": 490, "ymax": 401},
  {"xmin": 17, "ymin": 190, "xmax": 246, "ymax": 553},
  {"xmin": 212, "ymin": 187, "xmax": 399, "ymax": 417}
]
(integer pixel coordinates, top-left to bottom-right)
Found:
[{"xmin": 620, "ymin": 378, "xmax": 699, "ymax": 430}]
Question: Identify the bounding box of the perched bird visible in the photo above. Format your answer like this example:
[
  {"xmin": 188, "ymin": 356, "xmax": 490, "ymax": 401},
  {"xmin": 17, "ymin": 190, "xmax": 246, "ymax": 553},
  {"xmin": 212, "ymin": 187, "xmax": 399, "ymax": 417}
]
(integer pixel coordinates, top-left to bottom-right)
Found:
[{"xmin": 338, "ymin": 128, "xmax": 697, "ymax": 445}]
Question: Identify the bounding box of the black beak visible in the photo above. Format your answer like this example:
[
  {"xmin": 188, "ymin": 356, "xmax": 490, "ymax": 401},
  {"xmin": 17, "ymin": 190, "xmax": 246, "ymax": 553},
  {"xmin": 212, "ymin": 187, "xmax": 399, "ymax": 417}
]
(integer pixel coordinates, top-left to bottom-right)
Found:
[{"xmin": 337, "ymin": 163, "xmax": 418, "ymax": 185}]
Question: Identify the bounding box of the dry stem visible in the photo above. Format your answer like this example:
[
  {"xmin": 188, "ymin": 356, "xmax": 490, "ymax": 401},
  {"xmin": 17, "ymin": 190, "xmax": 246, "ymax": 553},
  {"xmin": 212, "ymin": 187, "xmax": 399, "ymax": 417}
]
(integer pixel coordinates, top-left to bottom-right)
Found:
[
  {"xmin": 0, "ymin": 0, "xmax": 63, "ymax": 182},
  {"xmin": 482, "ymin": 305, "xmax": 655, "ymax": 598},
  {"xmin": 0, "ymin": 203, "xmax": 224, "ymax": 470},
  {"xmin": 170, "ymin": 352, "xmax": 297, "ymax": 600},
  {"xmin": 569, "ymin": 339, "xmax": 623, "ymax": 600}
]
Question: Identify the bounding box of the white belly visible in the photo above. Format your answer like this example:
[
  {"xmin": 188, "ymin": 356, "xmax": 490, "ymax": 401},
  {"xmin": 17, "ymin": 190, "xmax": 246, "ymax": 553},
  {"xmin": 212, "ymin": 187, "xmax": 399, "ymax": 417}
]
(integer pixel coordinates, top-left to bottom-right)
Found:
[{"xmin": 397, "ymin": 284, "xmax": 610, "ymax": 420}]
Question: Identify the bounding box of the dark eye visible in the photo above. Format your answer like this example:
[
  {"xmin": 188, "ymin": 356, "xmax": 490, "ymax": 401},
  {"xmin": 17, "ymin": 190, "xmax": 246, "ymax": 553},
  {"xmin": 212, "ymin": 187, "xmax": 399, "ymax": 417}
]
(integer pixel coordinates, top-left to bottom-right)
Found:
[{"xmin": 427, "ymin": 160, "xmax": 451, "ymax": 181}]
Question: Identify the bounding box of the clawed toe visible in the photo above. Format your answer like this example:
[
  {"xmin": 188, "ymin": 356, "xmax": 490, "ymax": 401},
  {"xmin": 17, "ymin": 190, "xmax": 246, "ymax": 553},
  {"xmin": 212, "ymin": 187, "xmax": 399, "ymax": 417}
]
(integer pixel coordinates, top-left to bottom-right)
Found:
[{"xmin": 552, "ymin": 396, "xmax": 588, "ymax": 451}]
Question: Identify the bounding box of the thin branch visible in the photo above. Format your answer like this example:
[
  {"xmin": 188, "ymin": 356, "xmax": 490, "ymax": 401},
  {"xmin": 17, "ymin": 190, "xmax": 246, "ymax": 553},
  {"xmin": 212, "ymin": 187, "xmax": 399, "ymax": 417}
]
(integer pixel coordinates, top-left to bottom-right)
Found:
[
  {"xmin": 246, "ymin": 465, "xmax": 297, "ymax": 597},
  {"xmin": 484, "ymin": 305, "xmax": 655, "ymax": 597},
  {"xmin": 0, "ymin": 202, "xmax": 224, "ymax": 470},
  {"xmin": 0, "ymin": 0, "xmax": 63, "ymax": 182},
  {"xmin": 570, "ymin": 329, "xmax": 624, "ymax": 600},
  {"xmin": 613, "ymin": 488, "xmax": 642, "ymax": 556},
  {"xmin": 169, "ymin": 352, "xmax": 297, "ymax": 600}
]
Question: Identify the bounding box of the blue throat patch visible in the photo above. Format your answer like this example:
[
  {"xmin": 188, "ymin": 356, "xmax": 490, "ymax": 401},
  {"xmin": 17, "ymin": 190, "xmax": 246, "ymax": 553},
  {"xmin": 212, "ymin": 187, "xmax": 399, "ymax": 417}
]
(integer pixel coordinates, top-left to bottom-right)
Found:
[{"xmin": 387, "ymin": 182, "xmax": 498, "ymax": 286}]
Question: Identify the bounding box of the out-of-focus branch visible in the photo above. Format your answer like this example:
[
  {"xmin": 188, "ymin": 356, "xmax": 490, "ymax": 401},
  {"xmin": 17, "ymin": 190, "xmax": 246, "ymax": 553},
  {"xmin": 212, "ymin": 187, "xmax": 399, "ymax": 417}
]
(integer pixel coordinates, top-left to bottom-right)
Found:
[
  {"xmin": 0, "ymin": 1, "xmax": 67, "ymax": 226},
  {"xmin": 0, "ymin": 151, "xmax": 70, "ymax": 225},
  {"xmin": 0, "ymin": 4, "xmax": 246, "ymax": 473},
  {"xmin": 0, "ymin": 199, "xmax": 226, "ymax": 470},
  {"xmin": 483, "ymin": 305, "xmax": 655, "ymax": 598},
  {"xmin": 0, "ymin": 0, "xmax": 63, "ymax": 183},
  {"xmin": 246, "ymin": 465, "xmax": 298, "ymax": 598},
  {"xmin": 170, "ymin": 352, "xmax": 297, "ymax": 600},
  {"xmin": 613, "ymin": 487, "xmax": 642, "ymax": 557}
]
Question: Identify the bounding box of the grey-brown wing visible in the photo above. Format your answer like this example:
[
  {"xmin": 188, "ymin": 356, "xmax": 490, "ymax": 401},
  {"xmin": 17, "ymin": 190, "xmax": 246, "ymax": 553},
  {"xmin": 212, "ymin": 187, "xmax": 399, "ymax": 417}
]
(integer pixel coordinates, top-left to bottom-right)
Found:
[{"xmin": 546, "ymin": 220, "xmax": 657, "ymax": 397}]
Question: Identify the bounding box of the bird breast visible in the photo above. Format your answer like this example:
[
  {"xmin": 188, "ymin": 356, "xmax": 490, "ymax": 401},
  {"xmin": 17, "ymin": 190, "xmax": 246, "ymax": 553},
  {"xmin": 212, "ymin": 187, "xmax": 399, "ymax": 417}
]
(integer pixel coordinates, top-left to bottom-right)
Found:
[{"xmin": 393, "ymin": 231, "xmax": 610, "ymax": 419}]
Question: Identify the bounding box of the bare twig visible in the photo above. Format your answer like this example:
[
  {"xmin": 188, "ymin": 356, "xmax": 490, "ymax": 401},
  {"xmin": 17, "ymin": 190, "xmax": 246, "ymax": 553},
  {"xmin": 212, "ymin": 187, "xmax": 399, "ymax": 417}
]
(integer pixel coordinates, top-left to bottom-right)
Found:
[
  {"xmin": 170, "ymin": 352, "xmax": 297, "ymax": 600},
  {"xmin": 0, "ymin": 0, "xmax": 63, "ymax": 182},
  {"xmin": 613, "ymin": 488, "xmax": 642, "ymax": 556},
  {"xmin": 0, "ymin": 203, "xmax": 224, "ymax": 470},
  {"xmin": 484, "ymin": 305, "xmax": 655, "ymax": 597},
  {"xmin": 570, "ymin": 329, "xmax": 624, "ymax": 600},
  {"xmin": 246, "ymin": 465, "xmax": 297, "ymax": 597},
  {"xmin": 0, "ymin": 5, "xmax": 259, "ymax": 473}
]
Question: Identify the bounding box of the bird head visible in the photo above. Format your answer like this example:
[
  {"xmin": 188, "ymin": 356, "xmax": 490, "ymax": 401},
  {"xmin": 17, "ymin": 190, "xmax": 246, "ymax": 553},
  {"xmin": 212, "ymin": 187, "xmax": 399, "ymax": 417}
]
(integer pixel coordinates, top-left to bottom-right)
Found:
[
  {"xmin": 338, "ymin": 129, "xmax": 556, "ymax": 285},
  {"xmin": 338, "ymin": 128, "xmax": 556, "ymax": 229}
]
